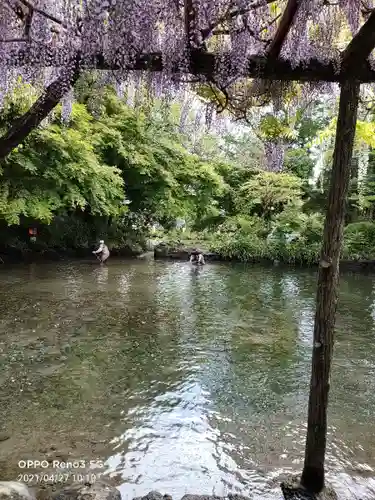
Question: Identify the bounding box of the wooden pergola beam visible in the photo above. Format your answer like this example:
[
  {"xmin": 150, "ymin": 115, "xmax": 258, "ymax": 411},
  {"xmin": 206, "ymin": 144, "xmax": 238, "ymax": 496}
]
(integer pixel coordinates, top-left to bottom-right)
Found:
[
  {"xmin": 341, "ymin": 10, "xmax": 375, "ymax": 71},
  {"xmin": 8, "ymin": 48, "xmax": 375, "ymax": 82},
  {"xmin": 1, "ymin": 48, "xmax": 374, "ymax": 162}
]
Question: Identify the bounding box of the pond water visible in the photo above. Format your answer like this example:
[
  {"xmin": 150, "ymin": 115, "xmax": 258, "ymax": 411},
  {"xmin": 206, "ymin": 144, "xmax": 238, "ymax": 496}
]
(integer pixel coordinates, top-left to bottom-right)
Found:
[{"xmin": 0, "ymin": 260, "xmax": 375, "ymax": 499}]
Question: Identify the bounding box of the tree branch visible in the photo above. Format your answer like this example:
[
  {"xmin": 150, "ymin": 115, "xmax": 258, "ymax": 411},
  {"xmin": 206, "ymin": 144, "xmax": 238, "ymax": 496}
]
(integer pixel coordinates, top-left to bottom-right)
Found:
[
  {"xmin": 212, "ymin": 13, "xmax": 280, "ymax": 44},
  {"xmin": 0, "ymin": 57, "xmax": 80, "ymax": 161},
  {"xmin": 184, "ymin": 0, "xmax": 200, "ymax": 48},
  {"xmin": 0, "ymin": 38, "xmax": 29, "ymax": 43},
  {"xmin": 248, "ymin": 0, "xmax": 300, "ymax": 100},
  {"xmin": 200, "ymin": 0, "xmax": 277, "ymax": 41},
  {"xmin": 341, "ymin": 10, "xmax": 375, "ymax": 71},
  {"xmin": 16, "ymin": 0, "xmax": 67, "ymax": 28},
  {"xmin": 266, "ymin": 0, "xmax": 301, "ymax": 58}
]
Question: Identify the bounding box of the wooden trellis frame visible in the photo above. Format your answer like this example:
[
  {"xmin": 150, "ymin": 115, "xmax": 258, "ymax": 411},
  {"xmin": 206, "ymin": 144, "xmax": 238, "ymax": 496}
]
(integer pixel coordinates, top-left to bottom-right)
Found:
[{"xmin": 1, "ymin": 0, "xmax": 375, "ymax": 496}]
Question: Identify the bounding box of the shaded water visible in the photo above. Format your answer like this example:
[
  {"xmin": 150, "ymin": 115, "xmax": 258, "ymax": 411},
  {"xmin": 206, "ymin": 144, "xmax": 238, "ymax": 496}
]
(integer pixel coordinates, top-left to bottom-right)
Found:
[{"xmin": 0, "ymin": 260, "xmax": 375, "ymax": 499}]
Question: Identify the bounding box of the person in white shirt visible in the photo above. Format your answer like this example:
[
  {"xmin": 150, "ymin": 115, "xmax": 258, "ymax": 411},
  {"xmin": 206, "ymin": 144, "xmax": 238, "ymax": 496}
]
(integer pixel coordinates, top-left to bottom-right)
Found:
[
  {"xmin": 189, "ymin": 249, "xmax": 205, "ymax": 265},
  {"xmin": 93, "ymin": 240, "xmax": 110, "ymax": 263}
]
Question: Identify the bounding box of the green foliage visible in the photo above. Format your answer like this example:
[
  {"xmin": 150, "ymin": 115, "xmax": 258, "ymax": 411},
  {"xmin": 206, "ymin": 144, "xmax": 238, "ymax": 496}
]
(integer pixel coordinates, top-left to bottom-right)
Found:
[
  {"xmin": 295, "ymin": 102, "xmax": 330, "ymax": 147},
  {"xmin": 0, "ymin": 80, "xmax": 38, "ymax": 131},
  {"xmin": 271, "ymin": 204, "xmax": 324, "ymax": 241},
  {"xmin": 343, "ymin": 222, "xmax": 375, "ymax": 259},
  {"xmin": 40, "ymin": 215, "xmax": 97, "ymax": 249},
  {"xmin": 216, "ymin": 132, "xmax": 263, "ymax": 169},
  {"xmin": 0, "ymin": 102, "xmax": 124, "ymax": 225},
  {"xmin": 211, "ymin": 232, "xmax": 320, "ymax": 265},
  {"xmin": 4, "ymin": 79, "xmax": 375, "ymax": 265},
  {"xmin": 211, "ymin": 233, "xmax": 267, "ymax": 262},
  {"xmin": 284, "ymin": 148, "xmax": 315, "ymax": 179},
  {"xmin": 355, "ymin": 121, "xmax": 375, "ymax": 149},
  {"xmin": 209, "ymin": 194, "xmax": 322, "ymax": 266},
  {"xmin": 91, "ymin": 91, "xmax": 226, "ymax": 227},
  {"xmin": 217, "ymin": 215, "xmax": 270, "ymax": 238},
  {"xmin": 258, "ymin": 114, "xmax": 297, "ymax": 141},
  {"xmin": 0, "ymin": 84, "xmax": 230, "ymax": 252},
  {"xmin": 266, "ymin": 239, "xmax": 320, "ymax": 265},
  {"xmin": 236, "ymin": 171, "xmax": 303, "ymax": 219}
]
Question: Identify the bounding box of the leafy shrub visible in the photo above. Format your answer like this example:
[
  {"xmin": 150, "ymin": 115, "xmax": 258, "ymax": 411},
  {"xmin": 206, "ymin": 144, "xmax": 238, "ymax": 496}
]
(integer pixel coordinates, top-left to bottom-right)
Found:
[
  {"xmin": 343, "ymin": 221, "xmax": 375, "ymax": 259},
  {"xmin": 217, "ymin": 215, "xmax": 269, "ymax": 238},
  {"xmin": 211, "ymin": 233, "xmax": 267, "ymax": 261},
  {"xmin": 235, "ymin": 171, "xmax": 303, "ymax": 220},
  {"xmin": 271, "ymin": 204, "xmax": 323, "ymax": 243},
  {"xmin": 212, "ymin": 231, "xmax": 320, "ymax": 265}
]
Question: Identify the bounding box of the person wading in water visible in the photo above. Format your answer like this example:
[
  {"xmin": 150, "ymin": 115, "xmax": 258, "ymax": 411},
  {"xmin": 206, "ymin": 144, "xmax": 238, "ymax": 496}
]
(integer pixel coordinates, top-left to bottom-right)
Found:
[
  {"xmin": 93, "ymin": 240, "xmax": 110, "ymax": 264},
  {"xmin": 189, "ymin": 248, "xmax": 205, "ymax": 265}
]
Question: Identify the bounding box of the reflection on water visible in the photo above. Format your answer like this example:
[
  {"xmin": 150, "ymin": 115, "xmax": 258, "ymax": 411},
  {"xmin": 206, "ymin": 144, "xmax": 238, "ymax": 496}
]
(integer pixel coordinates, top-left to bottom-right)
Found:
[{"xmin": 0, "ymin": 260, "xmax": 375, "ymax": 499}]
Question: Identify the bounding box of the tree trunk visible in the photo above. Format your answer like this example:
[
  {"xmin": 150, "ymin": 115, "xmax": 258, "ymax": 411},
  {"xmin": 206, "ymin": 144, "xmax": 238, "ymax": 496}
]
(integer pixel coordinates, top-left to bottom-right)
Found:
[{"xmin": 300, "ymin": 80, "xmax": 360, "ymax": 493}]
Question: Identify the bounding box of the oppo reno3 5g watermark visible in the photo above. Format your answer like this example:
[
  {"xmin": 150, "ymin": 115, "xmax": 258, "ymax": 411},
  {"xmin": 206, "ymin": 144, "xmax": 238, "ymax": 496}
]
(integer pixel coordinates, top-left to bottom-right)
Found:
[{"xmin": 18, "ymin": 459, "xmax": 104, "ymax": 469}]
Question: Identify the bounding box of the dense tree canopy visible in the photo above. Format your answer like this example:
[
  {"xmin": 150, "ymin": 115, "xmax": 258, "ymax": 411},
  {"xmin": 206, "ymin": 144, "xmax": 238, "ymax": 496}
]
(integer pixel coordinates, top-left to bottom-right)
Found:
[
  {"xmin": 0, "ymin": 99, "xmax": 124, "ymax": 224},
  {"xmin": 0, "ymin": 77, "xmax": 375, "ymax": 264}
]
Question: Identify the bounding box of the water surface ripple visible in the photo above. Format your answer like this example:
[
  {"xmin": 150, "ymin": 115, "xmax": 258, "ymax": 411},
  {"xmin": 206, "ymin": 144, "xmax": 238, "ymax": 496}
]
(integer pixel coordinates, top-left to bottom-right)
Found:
[{"xmin": 0, "ymin": 260, "xmax": 374, "ymax": 499}]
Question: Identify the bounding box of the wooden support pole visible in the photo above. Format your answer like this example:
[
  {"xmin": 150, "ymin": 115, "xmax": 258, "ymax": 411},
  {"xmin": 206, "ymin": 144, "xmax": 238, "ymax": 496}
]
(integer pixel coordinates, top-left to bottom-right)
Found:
[{"xmin": 300, "ymin": 80, "xmax": 360, "ymax": 493}]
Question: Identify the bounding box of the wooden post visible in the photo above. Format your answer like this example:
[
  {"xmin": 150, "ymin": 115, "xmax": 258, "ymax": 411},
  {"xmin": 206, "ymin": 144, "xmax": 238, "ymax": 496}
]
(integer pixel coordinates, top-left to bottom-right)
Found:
[{"xmin": 300, "ymin": 80, "xmax": 360, "ymax": 493}]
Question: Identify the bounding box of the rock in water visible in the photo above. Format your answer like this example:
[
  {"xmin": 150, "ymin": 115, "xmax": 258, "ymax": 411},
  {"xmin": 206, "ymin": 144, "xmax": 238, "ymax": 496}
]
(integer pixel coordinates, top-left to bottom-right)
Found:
[
  {"xmin": 133, "ymin": 492, "xmax": 165, "ymax": 500},
  {"xmin": 281, "ymin": 478, "xmax": 338, "ymax": 500},
  {"xmin": 133, "ymin": 494, "xmax": 252, "ymax": 500},
  {"xmin": 181, "ymin": 497, "xmax": 223, "ymax": 500},
  {"xmin": 0, "ymin": 432, "xmax": 10, "ymax": 442},
  {"xmin": 181, "ymin": 496, "xmax": 250, "ymax": 500},
  {"xmin": 52, "ymin": 481, "xmax": 120, "ymax": 500},
  {"xmin": 0, "ymin": 482, "xmax": 36, "ymax": 500}
]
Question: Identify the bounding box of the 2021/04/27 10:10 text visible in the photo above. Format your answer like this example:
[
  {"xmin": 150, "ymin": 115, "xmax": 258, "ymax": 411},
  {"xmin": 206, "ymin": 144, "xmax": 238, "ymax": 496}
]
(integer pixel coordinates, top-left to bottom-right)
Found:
[{"xmin": 17, "ymin": 473, "xmax": 98, "ymax": 484}]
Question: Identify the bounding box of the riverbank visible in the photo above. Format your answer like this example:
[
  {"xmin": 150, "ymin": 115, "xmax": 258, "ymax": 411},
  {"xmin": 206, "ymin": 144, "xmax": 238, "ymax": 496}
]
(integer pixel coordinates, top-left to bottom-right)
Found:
[
  {"xmin": 2, "ymin": 242, "xmax": 375, "ymax": 273},
  {"xmin": 0, "ymin": 245, "xmax": 144, "ymax": 265},
  {"xmin": 153, "ymin": 242, "xmax": 375, "ymax": 273}
]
